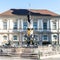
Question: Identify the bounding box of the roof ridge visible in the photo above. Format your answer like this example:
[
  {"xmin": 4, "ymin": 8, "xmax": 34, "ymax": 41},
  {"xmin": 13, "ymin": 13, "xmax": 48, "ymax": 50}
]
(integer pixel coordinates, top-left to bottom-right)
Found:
[
  {"xmin": 0, "ymin": 9, "xmax": 59, "ymax": 16},
  {"xmin": 10, "ymin": 8, "xmax": 48, "ymax": 11}
]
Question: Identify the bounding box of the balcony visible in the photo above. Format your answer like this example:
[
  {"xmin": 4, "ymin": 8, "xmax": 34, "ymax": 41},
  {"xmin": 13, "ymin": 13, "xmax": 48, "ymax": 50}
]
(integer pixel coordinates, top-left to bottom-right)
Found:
[
  {"xmin": 0, "ymin": 28, "xmax": 59, "ymax": 33},
  {"xmin": 38, "ymin": 28, "xmax": 59, "ymax": 32}
]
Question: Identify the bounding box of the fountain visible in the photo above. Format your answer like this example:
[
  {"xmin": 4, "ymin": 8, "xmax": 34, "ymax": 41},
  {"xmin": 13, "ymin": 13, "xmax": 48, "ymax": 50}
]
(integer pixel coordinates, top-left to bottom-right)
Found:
[{"xmin": 24, "ymin": 11, "xmax": 38, "ymax": 48}]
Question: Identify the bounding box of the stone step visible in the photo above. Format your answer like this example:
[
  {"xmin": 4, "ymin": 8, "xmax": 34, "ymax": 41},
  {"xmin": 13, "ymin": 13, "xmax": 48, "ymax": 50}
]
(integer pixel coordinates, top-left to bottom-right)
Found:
[
  {"xmin": 21, "ymin": 53, "xmax": 38, "ymax": 59},
  {"xmin": 23, "ymin": 53, "xmax": 37, "ymax": 54},
  {"xmin": 20, "ymin": 48, "xmax": 38, "ymax": 59},
  {"xmin": 21, "ymin": 54, "xmax": 38, "ymax": 56},
  {"xmin": 21, "ymin": 55, "xmax": 38, "ymax": 59}
]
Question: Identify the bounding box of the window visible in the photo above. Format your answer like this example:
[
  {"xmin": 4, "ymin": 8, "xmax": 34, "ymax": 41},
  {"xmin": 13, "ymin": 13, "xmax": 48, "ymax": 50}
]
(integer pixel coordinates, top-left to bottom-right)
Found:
[
  {"xmin": 53, "ymin": 22, "xmax": 56, "ymax": 30},
  {"xmin": 3, "ymin": 22, "xmax": 7, "ymax": 30},
  {"xmin": 13, "ymin": 35, "xmax": 17, "ymax": 40},
  {"xmin": 34, "ymin": 35, "xmax": 38, "ymax": 40},
  {"xmin": 53, "ymin": 35, "xmax": 57, "ymax": 40},
  {"xmin": 43, "ymin": 35, "xmax": 47, "ymax": 40},
  {"xmin": 52, "ymin": 35, "xmax": 58, "ymax": 45},
  {"xmin": 13, "ymin": 21, "xmax": 17, "ymax": 29},
  {"xmin": 13, "ymin": 42, "xmax": 19, "ymax": 47},
  {"xmin": 43, "ymin": 22, "xmax": 47, "ymax": 30},
  {"xmin": 33, "ymin": 21, "xmax": 37, "ymax": 30},
  {"xmin": 23, "ymin": 21, "xmax": 27, "ymax": 30},
  {"xmin": 3, "ymin": 36, "xmax": 7, "ymax": 40}
]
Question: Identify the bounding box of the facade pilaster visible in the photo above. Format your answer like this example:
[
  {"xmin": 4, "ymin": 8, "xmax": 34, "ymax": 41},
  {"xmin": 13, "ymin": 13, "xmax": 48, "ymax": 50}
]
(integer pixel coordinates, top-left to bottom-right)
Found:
[
  {"xmin": 18, "ymin": 19, "xmax": 20, "ymax": 30},
  {"xmin": 39, "ymin": 34, "xmax": 42, "ymax": 45}
]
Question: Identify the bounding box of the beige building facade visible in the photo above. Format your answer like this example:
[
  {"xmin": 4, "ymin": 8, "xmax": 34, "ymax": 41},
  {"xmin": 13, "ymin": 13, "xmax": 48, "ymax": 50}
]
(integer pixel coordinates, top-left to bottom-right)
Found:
[{"xmin": 0, "ymin": 9, "xmax": 60, "ymax": 46}]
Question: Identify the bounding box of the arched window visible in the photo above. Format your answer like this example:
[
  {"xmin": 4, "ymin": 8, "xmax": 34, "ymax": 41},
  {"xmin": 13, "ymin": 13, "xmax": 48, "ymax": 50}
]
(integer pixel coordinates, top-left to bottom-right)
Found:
[
  {"xmin": 3, "ymin": 36, "xmax": 7, "ymax": 40},
  {"xmin": 13, "ymin": 35, "xmax": 17, "ymax": 40},
  {"xmin": 53, "ymin": 35, "xmax": 57, "ymax": 40},
  {"xmin": 52, "ymin": 34, "xmax": 58, "ymax": 45}
]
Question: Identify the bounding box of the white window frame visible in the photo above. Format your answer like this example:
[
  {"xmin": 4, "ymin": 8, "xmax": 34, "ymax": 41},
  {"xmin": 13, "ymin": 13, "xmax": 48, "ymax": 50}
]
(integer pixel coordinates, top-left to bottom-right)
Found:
[
  {"xmin": 43, "ymin": 21, "xmax": 47, "ymax": 30},
  {"xmin": 33, "ymin": 21, "xmax": 38, "ymax": 30},
  {"xmin": 3, "ymin": 21, "xmax": 7, "ymax": 30},
  {"xmin": 43, "ymin": 35, "xmax": 48, "ymax": 41},
  {"xmin": 53, "ymin": 35, "xmax": 57, "ymax": 40},
  {"xmin": 52, "ymin": 21, "xmax": 57, "ymax": 30},
  {"xmin": 13, "ymin": 21, "xmax": 18, "ymax": 29},
  {"xmin": 23, "ymin": 21, "xmax": 27, "ymax": 30},
  {"xmin": 13, "ymin": 35, "xmax": 17, "ymax": 40},
  {"xmin": 3, "ymin": 36, "xmax": 7, "ymax": 40}
]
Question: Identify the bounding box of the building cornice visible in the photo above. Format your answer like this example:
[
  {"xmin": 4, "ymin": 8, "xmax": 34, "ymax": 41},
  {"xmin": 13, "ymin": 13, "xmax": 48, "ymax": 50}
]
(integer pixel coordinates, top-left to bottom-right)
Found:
[{"xmin": 0, "ymin": 15, "xmax": 59, "ymax": 17}]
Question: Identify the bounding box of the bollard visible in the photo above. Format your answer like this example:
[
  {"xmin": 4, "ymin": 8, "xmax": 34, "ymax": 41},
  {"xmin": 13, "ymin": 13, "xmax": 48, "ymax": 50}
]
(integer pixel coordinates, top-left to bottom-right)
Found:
[
  {"xmin": 38, "ymin": 51, "xmax": 40, "ymax": 60},
  {"xmin": 0, "ymin": 49, "xmax": 3, "ymax": 55}
]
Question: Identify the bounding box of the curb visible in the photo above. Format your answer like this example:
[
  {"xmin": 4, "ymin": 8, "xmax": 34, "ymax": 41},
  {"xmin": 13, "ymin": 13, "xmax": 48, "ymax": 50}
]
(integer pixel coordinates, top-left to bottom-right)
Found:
[{"xmin": 40, "ymin": 54, "xmax": 60, "ymax": 59}]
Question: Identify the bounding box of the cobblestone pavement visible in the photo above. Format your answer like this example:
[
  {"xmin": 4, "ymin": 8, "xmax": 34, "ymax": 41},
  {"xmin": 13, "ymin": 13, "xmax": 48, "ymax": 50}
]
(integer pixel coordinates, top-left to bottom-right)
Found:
[
  {"xmin": 0, "ymin": 56, "xmax": 60, "ymax": 60},
  {"xmin": 40, "ymin": 54, "xmax": 60, "ymax": 60},
  {"xmin": 42, "ymin": 58, "xmax": 60, "ymax": 60},
  {"xmin": 0, "ymin": 56, "xmax": 37, "ymax": 60}
]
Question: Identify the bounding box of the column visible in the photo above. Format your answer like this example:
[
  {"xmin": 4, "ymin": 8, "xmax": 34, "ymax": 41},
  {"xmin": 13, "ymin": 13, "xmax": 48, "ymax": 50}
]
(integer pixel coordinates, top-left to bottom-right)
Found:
[
  {"xmin": 0, "ymin": 34, "xmax": 3, "ymax": 45},
  {"xmin": 39, "ymin": 34, "xmax": 42, "ymax": 45},
  {"xmin": 48, "ymin": 33, "xmax": 51, "ymax": 43},
  {"xmin": 39, "ymin": 19, "xmax": 43, "ymax": 30},
  {"xmin": 49, "ymin": 19, "xmax": 50, "ymax": 30},
  {"xmin": 10, "ymin": 19, "xmax": 13, "ymax": 30},
  {"xmin": 58, "ymin": 19, "xmax": 59, "ymax": 44},
  {"xmin": 0, "ymin": 19, "xmax": 3, "ymax": 30},
  {"xmin": 19, "ymin": 33, "xmax": 22, "ymax": 47},
  {"xmin": 38, "ymin": 19, "xmax": 39, "ymax": 30},
  {"xmin": 7, "ymin": 19, "xmax": 10, "ymax": 42},
  {"xmin": 18, "ymin": 19, "xmax": 20, "ymax": 30},
  {"xmin": 21, "ymin": 19, "xmax": 23, "ymax": 30},
  {"xmin": 59, "ymin": 34, "xmax": 60, "ymax": 44}
]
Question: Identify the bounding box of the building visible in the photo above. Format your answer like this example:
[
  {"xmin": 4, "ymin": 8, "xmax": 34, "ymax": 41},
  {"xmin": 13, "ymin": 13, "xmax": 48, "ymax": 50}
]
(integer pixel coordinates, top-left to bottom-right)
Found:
[{"xmin": 0, "ymin": 9, "xmax": 60, "ymax": 46}]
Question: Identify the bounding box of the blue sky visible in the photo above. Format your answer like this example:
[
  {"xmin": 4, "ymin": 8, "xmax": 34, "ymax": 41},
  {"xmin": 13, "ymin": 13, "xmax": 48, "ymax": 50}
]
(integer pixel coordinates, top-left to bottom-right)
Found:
[{"xmin": 0, "ymin": 0, "xmax": 60, "ymax": 14}]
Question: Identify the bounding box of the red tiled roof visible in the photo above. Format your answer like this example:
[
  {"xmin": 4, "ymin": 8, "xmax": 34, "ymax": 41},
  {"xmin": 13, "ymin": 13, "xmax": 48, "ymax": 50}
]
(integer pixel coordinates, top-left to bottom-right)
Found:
[
  {"xmin": 30, "ymin": 9, "xmax": 59, "ymax": 16},
  {"xmin": 0, "ymin": 9, "xmax": 59, "ymax": 16}
]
